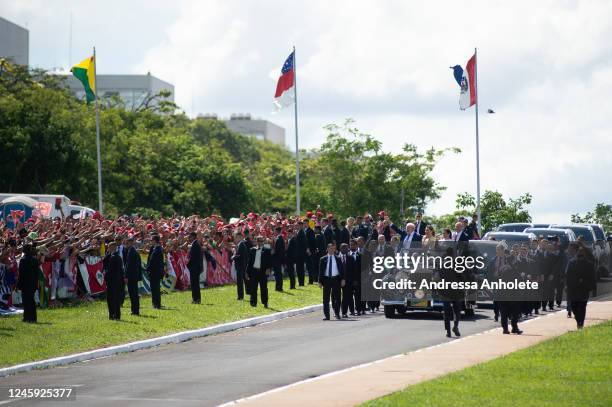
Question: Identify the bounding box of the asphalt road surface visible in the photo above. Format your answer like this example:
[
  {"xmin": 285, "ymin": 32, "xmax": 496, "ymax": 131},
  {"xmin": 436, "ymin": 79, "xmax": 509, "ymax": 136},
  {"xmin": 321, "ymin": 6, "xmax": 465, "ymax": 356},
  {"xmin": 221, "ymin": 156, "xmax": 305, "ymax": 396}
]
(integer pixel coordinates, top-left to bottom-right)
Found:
[{"xmin": 1, "ymin": 278, "xmax": 610, "ymax": 407}]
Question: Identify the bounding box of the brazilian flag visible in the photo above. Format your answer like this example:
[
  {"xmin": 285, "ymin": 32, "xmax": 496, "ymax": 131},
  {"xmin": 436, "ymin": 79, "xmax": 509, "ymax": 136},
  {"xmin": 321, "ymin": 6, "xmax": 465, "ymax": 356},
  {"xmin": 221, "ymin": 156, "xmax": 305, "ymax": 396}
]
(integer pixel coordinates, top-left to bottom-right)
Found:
[
  {"xmin": 71, "ymin": 55, "xmax": 96, "ymax": 103},
  {"xmin": 37, "ymin": 268, "xmax": 49, "ymax": 308}
]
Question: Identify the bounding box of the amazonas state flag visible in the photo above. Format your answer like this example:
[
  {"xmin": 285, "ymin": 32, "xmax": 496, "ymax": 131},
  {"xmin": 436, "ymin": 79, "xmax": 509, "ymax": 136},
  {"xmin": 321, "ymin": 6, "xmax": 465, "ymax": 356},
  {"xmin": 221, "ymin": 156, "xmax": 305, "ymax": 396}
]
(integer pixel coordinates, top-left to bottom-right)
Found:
[
  {"xmin": 451, "ymin": 53, "xmax": 477, "ymax": 110},
  {"xmin": 71, "ymin": 55, "xmax": 96, "ymax": 103},
  {"xmin": 273, "ymin": 51, "xmax": 295, "ymax": 111}
]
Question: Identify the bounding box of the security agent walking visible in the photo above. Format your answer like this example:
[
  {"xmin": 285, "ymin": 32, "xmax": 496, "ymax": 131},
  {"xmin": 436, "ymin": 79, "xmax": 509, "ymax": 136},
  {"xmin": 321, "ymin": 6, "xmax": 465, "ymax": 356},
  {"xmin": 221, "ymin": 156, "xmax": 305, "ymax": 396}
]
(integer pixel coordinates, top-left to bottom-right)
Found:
[
  {"xmin": 104, "ymin": 242, "xmax": 125, "ymax": 320},
  {"xmin": 246, "ymin": 236, "xmax": 272, "ymax": 307},
  {"xmin": 319, "ymin": 243, "xmax": 345, "ymax": 320},
  {"xmin": 439, "ymin": 247, "xmax": 463, "ymax": 337},
  {"xmin": 566, "ymin": 242, "xmax": 597, "ymax": 329},
  {"xmin": 17, "ymin": 244, "xmax": 39, "ymax": 323},
  {"xmin": 187, "ymin": 232, "xmax": 203, "ymax": 304},
  {"xmin": 233, "ymin": 232, "xmax": 250, "ymax": 299},
  {"xmin": 125, "ymin": 237, "xmax": 142, "ymax": 315},
  {"xmin": 497, "ymin": 261, "xmax": 523, "ymax": 335},
  {"xmin": 272, "ymin": 227, "xmax": 286, "ymax": 292},
  {"xmin": 339, "ymin": 243, "xmax": 357, "ymax": 317},
  {"xmin": 147, "ymin": 235, "xmax": 164, "ymax": 309}
]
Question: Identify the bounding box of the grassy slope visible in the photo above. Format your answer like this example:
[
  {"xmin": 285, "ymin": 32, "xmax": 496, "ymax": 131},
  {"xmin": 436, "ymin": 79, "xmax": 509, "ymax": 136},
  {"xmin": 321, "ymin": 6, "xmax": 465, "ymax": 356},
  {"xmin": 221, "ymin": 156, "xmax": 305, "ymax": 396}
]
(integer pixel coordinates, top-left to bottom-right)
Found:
[
  {"xmin": 363, "ymin": 320, "xmax": 612, "ymax": 407},
  {"xmin": 0, "ymin": 280, "xmax": 320, "ymax": 367}
]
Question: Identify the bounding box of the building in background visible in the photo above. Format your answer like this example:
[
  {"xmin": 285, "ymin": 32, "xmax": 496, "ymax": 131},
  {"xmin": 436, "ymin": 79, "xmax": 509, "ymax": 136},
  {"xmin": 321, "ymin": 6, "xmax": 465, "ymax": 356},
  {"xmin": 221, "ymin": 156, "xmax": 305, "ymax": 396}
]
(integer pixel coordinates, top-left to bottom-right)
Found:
[
  {"xmin": 0, "ymin": 16, "xmax": 29, "ymax": 66},
  {"xmin": 216, "ymin": 114, "xmax": 286, "ymax": 146},
  {"xmin": 65, "ymin": 72, "xmax": 174, "ymax": 110}
]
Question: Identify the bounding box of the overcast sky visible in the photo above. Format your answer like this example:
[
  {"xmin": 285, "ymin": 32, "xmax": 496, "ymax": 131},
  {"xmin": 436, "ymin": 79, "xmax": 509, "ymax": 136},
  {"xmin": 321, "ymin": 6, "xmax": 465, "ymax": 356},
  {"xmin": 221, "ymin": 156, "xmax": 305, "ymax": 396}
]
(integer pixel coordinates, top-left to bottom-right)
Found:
[{"xmin": 2, "ymin": 0, "xmax": 611, "ymax": 222}]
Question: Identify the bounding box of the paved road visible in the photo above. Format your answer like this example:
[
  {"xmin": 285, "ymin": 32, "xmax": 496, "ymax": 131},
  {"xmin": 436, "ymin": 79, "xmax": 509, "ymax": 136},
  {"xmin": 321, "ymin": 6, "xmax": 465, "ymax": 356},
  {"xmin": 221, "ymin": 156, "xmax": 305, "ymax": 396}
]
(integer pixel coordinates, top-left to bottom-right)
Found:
[{"xmin": 1, "ymin": 278, "xmax": 610, "ymax": 407}]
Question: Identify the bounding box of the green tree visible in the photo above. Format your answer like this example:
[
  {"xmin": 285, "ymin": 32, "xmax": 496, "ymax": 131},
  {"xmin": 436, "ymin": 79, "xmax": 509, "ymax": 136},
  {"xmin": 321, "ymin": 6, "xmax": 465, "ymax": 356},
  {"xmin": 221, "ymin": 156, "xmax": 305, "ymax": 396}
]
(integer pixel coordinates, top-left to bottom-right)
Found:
[
  {"xmin": 300, "ymin": 119, "xmax": 459, "ymax": 220},
  {"xmin": 455, "ymin": 190, "xmax": 532, "ymax": 233},
  {"xmin": 571, "ymin": 203, "xmax": 612, "ymax": 231}
]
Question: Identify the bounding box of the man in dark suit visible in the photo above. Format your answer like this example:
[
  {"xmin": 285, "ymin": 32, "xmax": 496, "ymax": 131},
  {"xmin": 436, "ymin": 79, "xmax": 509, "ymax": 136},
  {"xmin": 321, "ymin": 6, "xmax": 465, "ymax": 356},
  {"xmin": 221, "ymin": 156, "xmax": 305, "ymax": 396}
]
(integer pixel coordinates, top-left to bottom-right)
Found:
[
  {"xmin": 349, "ymin": 239, "xmax": 365, "ymax": 315},
  {"xmin": 322, "ymin": 218, "xmax": 335, "ymax": 246},
  {"xmin": 146, "ymin": 235, "xmax": 164, "ymax": 309},
  {"xmin": 295, "ymin": 221, "xmax": 308, "ymax": 286},
  {"xmin": 338, "ymin": 221, "xmax": 350, "ymax": 246},
  {"xmin": 390, "ymin": 222, "xmax": 422, "ymax": 253},
  {"xmin": 246, "ymin": 236, "xmax": 272, "ymax": 307},
  {"xmin": 187, "ymin": 231, "xmax": 203, "ymax": 304},
  {"xmin": 414, "ymin": 212, "xmax": 428, "ymax": 236},
  {"xmin": 286, "ymin": 229, "xmax": 298, "ymax": 289},
  {"xmin": 452, "ymin": 221, "xmax": 470, "ymax": 256},
  {"xmin": 339, "ymin": 243, "xmax": 357, "ymax": 317},
  {"xmin": 313, "ymin": 225, "xmax": 326, "ymax": 284},
  {"xmin": 17, "ymin": 244, "xmax": 39, "ymax": 323},
  {"xmin": 104, "ymin": 242, "xmax": 125, "ymax": 320},
  {"xmin": 272, "ymin": 227, "xmax": 286, "ymax": 291},
  {"xmin": 305, "ymin": 222, "xmax": 317, "ymax": 284},
  {"xmin": 566, "ymin": 242, "xmax": 597, "ymax": 329},
  {"xmin": 234, "ymin": 232, "xmax": 250, "ymax": 299},
  {"xmin": 125, "ymin": 237, "xmax": 142, "ymax": 315},
  {"xmin": 319, "ymin": 243, "xmax": 345, "ymax": 320}
]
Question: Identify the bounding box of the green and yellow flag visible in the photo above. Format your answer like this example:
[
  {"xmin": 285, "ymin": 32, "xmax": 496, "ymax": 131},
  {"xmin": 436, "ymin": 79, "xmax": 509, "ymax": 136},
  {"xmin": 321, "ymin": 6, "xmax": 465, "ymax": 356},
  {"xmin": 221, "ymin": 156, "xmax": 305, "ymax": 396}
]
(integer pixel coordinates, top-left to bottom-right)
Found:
[{"xmin": 71, "ymin": 55, "xmax": 96, "ymax": 103}]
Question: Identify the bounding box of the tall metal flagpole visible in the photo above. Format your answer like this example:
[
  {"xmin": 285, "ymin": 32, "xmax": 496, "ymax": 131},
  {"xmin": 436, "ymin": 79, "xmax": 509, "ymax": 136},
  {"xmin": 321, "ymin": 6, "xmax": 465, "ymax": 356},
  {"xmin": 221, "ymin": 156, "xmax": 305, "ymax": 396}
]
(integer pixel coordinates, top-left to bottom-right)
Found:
[
  {"xmin": 93, "ymin": 47, "xmax": 104, "ymax": 214},
  {"xmin": 474, "ymin": 47, "xmax": 481, "ymax": 235},
  {"xmin": 293, "ymin": 46, "xmax": 301, "ymax": 215}
]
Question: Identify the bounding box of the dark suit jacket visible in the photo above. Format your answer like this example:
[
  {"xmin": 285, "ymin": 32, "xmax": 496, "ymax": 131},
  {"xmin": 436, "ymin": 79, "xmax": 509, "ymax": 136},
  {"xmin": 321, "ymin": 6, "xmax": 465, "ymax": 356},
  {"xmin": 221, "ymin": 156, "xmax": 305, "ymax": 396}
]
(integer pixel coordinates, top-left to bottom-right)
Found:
[
  {"xmin": 338, "ymin": 253, "xmax": 357, "ymax": 282},
  {"xmin": 354, "ymin": 224, "xmax": 371, "ymax": 241},
  {"xmin": 296, "ymin": 229, "xmax": 308, "ymax": 259},
  {"xmin": 323, "ymin": 225, "xmax": 335, "ymax": 246},
  {"xmin": 390, "ymin": 223, "xmax": 421, "ymax": 242},
  {"xmin": 187, "ymin": 240, "xmax": 203, "ymax": 274},
  {"xmin": 286, "ymin": 236, "xmax": 298, "ymax": 264},
  {"xmin": 349, "ymin": 251, "xmax": 362, "ymax": 284},
  {"xmin": 105, "ymin": 252, "xmax": 125, "ymax": 291},
  {"xmin": 234, "ymin": 239, "xmax": 249, "ymax": 273},
  {"xmin": 338, "ymin": 227, "xmax": 350, "ymax": 246},
  {"xmin": 319, "ymin": 254, "xmax": 345, "ymax": 281},
  {"xmin": 126, "ymin": 246, "xmax": 142, "ymax": 280},
  {"xmin": 146, "ymin": 244, "xmax": 164, "ymax": 277},
  {"xmin": 17, "ymin": 255, "xmax": 39, "ymax": 293},
  {"xmin": 315, "ymin": 233, "xmax": 326, "ymax": 255},
  {"xmin": 247, "ymin": 247, "xmax": 272, "ymax": 279},
  {"xmin": 395, "ymin": 229, "xmax": 422, "ymax": 251},
  {"xmin": 273, "ymin": 235, "xmax": 286, "ymax": 267},
  {"xmin": 566, "ymin": 256, "xmax": 596, "ymax": 301},
  {"xmin": 414, "ymin": 221, "xmax": 428, "ymax": 236},
  {"xmin": 305, "ymin": 227, "xmax": 316, "ymax": 253}
]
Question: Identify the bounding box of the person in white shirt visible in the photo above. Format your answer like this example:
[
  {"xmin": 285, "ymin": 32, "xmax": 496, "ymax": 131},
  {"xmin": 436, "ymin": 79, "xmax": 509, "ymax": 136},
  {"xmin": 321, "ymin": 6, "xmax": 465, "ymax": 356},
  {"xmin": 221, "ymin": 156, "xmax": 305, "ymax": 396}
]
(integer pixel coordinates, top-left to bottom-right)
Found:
[{"xmin": 318, "ymin": 243, "xmax": 345, "ymax": 320}]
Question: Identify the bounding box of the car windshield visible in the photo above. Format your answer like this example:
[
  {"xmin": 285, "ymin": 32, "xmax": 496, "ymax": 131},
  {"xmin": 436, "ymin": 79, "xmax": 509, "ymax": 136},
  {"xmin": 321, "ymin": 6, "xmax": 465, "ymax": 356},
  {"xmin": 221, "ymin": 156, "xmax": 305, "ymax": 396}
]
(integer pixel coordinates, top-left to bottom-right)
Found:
[
  {"xmin": 591, "ymin": 226, "xmax": 605, "ymax": 240},
  {"xmin": 555, "ymin": 226, "xmax": 594, "ymax": 242},
  {"xmin": 497, "ymin": 224, "xmax": 530, "ymax": 232},
  {"xmin": 486, "ymin": 233, "xmax": 531, "ymax": 242}
]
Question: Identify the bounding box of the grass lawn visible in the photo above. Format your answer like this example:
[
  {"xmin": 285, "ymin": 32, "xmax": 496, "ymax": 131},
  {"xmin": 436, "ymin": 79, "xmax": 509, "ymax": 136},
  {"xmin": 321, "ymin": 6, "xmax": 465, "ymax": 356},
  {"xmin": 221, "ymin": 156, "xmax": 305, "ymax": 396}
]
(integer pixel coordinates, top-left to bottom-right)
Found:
[
  {"xmin": 363, "ymin": 320, "xmax": 612, "ymax": 407},
  {"xmin": 0, "ymin": 280, "xmax": 321, "ymax": 367}
]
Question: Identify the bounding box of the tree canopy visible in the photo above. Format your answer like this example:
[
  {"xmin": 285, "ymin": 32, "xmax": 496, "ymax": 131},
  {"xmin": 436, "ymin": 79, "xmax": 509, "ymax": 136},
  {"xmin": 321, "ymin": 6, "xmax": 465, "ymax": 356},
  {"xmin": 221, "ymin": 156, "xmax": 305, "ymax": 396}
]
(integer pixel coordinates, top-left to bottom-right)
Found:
[{"xmin": 0, "ymin": 62, "xmax": 456, "ymax": 219}]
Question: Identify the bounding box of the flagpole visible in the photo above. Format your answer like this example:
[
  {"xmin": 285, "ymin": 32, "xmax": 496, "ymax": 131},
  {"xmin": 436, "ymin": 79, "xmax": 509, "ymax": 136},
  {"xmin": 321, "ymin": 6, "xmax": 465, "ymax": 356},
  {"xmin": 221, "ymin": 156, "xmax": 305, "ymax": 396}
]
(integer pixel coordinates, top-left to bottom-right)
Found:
[
  {"xmin": 93, "ymin": 46, "xmax": 104, "ymax": 214},
  {"xmin": 474, "ymin": 47, "xmax": 481, "ymax": 235},
  {"xmin": 293, "ymin": 45, "xmax": 301, "ymax": 215}
]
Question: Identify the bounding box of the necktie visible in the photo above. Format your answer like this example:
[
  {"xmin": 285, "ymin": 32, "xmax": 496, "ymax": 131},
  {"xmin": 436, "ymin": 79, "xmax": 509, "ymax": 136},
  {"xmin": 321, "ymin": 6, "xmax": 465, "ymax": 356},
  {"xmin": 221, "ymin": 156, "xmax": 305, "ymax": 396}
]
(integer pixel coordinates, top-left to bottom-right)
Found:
[{"xmin": 328, "ymin": 256, "xmax": 333, "ymax": 277}]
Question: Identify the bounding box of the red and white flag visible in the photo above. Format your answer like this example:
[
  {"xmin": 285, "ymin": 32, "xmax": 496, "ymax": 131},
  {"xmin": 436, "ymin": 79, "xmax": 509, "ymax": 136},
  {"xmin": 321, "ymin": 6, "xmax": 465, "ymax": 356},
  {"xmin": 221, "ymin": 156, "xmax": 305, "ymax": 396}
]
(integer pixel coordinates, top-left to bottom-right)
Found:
[
  {"xmin": 273, "ymin": 51, "xmax": 295, "ymax": 111},
  {"xmin": 451, "ymin": 53, "xmax": 477, "ymax": 110}
]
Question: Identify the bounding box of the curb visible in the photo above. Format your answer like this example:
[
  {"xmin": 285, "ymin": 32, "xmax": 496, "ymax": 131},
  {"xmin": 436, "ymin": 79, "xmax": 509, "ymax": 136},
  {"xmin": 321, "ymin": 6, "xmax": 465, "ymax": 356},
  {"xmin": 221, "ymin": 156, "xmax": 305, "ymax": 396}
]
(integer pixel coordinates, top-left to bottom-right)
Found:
[{"xmin": 0, "ymin": 303, "xmax": 322, "ymax": 378}]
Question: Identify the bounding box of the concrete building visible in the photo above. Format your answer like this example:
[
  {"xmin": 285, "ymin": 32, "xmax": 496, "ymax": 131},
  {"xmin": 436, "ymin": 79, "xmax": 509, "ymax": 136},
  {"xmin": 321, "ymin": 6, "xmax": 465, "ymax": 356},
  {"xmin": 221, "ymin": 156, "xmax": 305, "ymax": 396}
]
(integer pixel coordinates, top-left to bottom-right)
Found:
[
  {"xmin": 220, "ymin": 114, "xmax": 286, "ymax": 146},
  {"xmin": 0, "ymin": 16, "xmax": 29, "ymax": 66},
  {"xmin": 65, "ymin": 73, "xmax": 174, "ymax": 110}
]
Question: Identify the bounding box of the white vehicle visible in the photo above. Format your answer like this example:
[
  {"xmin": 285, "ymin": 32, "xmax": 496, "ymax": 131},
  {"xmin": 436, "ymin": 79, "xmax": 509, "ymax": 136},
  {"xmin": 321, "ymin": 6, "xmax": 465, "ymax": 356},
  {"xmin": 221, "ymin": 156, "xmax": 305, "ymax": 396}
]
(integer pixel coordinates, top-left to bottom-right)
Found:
[
  {"xmin": 69, "ymin": 204, "xmax": 96, "ymax": 219},
  {"xmin": 0, "ymin": 194, "xmax": 71, "ymax": 219}
]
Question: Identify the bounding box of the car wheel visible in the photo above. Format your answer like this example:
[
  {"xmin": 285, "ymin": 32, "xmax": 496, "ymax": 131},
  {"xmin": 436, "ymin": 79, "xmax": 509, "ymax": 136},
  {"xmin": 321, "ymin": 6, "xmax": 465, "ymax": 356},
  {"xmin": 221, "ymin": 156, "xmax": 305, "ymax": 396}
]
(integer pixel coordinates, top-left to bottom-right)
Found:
[
  {"xmin": 384, "ymin": 305, "xmax": 395, "ymax": 318},
  {"xmin": 396, "ymin": 305, "xmax": 406, "ymax": 315}
]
